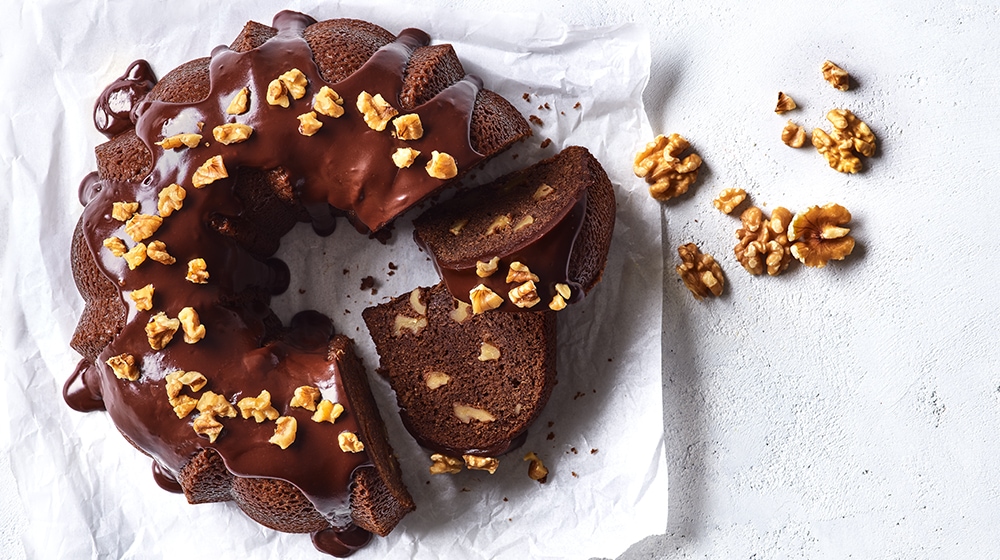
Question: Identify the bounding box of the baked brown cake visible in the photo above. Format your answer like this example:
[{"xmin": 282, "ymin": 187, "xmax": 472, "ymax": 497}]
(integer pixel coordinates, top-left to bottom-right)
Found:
[
  {"xmin": 362, "ymin": 283, "xmax": 557, "ymax": 461},
  {"xmin": 64, "ymin": 10, "xmax": 530, "ymax": 557}
]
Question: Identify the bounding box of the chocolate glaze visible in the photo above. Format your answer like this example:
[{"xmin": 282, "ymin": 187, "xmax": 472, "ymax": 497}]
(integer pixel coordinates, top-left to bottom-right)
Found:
[
  {"xmin": 151, "ymin": 461, "xmax": 183, "ymax": 493},
  {"xmin": 94, "ymin": 60, "xmax": 156, "ymax": 139},
  {"xmin": 67, "ymin": 10, "xmax": 489, "ymax": 550},
  {"xmin": 312, "ymin": 525, "xmax": 372, "ymax": 557}
]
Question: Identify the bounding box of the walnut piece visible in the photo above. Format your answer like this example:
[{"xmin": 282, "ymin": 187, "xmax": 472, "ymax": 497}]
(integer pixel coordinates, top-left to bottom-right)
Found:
[
  {"xmin": 313, "ymin": 86, "xmax": 344, "ymax": 118},
  {"xmin": 713, "ymin": 188, "xmax": 747, "ymax": 214},
  {"xmin": 297, "ymin": 111, "xmax": 323, "ymax": 136},
  {"xmin": 278, "ymin": 69, "xmax": 308, "ymax": 100},
  {"xmin": 548, "ymin": 295, "xmax": 567, "ymax": 311},
  {"xmin": 485, "ymin": 214, "xmax": 511, "ymax": 235},
  {"xmin": 454, "ymin": 403, "xmax": 496, "ymax": 424},
  {"xmin": 532, "ymin": 184, "xmax": 554, "ymax": 201},
  {"xmin": 123, "ymin": 242, "xmax": 147, "ymax": 270},
  {"xmin": 111, "ymin": 201, "xmax": 139, "ymax": 222},
  {"xmin": 409, "ymin": 288, "xmax": 427, "ymax": 315},
  {"xmin": 470, "ymin": 284, "xmax": 503, "ymax": 314},
  {"xmin": 634, "ymin": 133, "xmax": 703, "ymax": 201},
  {"xmin": 171, "ymin": 396, "xmax": 198, "ymax": 419},
  {"xmin": 106, "ymin": 353, "xmax": 139, "ymax": 381},
  {"xmin": 266, "ymin": 78, "xmax": 290, "ymax": 108},
  {"xmin": 788, "ymin": 203, "xmax": 855, "ymax": 267},
  {"xmin": 146, "ymin": 240, "xmax": 175, "ymax": 265},
  {"xmin": 463, "ymin": 455, "xmax": 499, "ymax": 474},
  {"xmin": 775, "ymin": 92, "xmax": 797, "ymax": 114},
  {"xmin": 476, "ymin": 256, "xmax": 500, "ymax": 278},
  {"xmin": 425, "ymin": 151, "xmax": 458, "ymax": 180},
  {"xmin": 392, "ymin": 113, "xmax": 423, "ymax": 140},
  {"xmin": 676, "ymin": 243, "xmax": 724, "ymax": 300},
  {"xmin": 429, "ymin": 453, "xmax": 464, "ymax": 475},
  {"xmin": 514, "ymin": 215, "xmax": 534, "ymax": 231},
  {"xmin": 177, "ymin": 306, "xmax": 206, "ymax": 344},
  {"xmin": 193, "ymin": 391, "xmax": 236, "ymax": 443},
  {"xmin": 269, "ymin": 416, "xmax": 297, "ymax": 449},
  {"xmin": 449, "ymin": 300, "xmax": 472, "ymax": 323},
  {"xmin": 356, "ymin": 91, "xmax": 398, "ymax": 131},
  {"xmin": 821, "ymin": 60, "xmax": 850, "ymax": 91},
  {"xmin": 312, "ymin": 399, "xmax": 345, "ymax": 424},
  {"xmin": 213, "ymin": 123, "xmax": 253, "ymax": 145},
  {"xmin": 165, "ymin": 370, "xmax": 207, "ymax": 401},
  {"xmin": 812, "ymin": 108, "xmax": 876, "ymax": 173},
  {"xmin": 290, "ymin": 386, "xmax": 321, "ymax": 411},
  {"xmin": 523, "ymin": 451, "xmax": 549, "ymax": 483},
  {"xmin": 508, "ymin": 280, "xmax": 541, "ymax": 308},
  {"xmin": 237, "ymin": 390, "xmax": 280, "ymax": 423},
  {"xmin": 392, "ymin": 147, "xmax": 420, "ymax": 169},
  {"xmin": 826, "ymin": 108, "xmax": 876, "ymax": 158},
  {"xmin": 424, "ymin": 371, "xmax": 451, "ymax": 390},
  {"xmin": 156, "ymin": 133, "xmax": 202, "ymax": 150},
  {"xmin": 130, "ymin": 284, "xmax": 154, "ymax": 311},
  {"xmin": 192, "ymin": 155, "xmax": 228, "ymax": 188},
  {"xmin": 393, "ymin": 314, "xmax": 428, "ymax": 337},
  {"xmin": 449, "ymin": 218, "xmax": 468, "ymax": 236},
  {"xmin": 734, "ymin": 206, "xmax": 793, "ymax": 276},
  {"xmin": 506, "ymin": 262, "xmax": 539, "ymax": 283},
  {"xmin": 124, "ymin": 213, "xmax": 162, "ymax": 243},
  {"xmin": 103, "ymin": 237, "xmax": 127, "ymax": 257},
  {"xmin": 781, "ymin": 120, "xmax": 807, "ymax": 148},
  {"xmin": 145, "ymin": 312, "xmax": 180, "ymax": 350},
  {"xmin": 186, "ymin": 258, "xmax": 209, "ymax": 284},
  {"xmin": 192, "ymin": 414, "xmax": 224, "ymax": 443},
  {"xmin": 157, "ymin": 183, "xmax": 186, "ymax": 217},
  {"xmin": 478, "ymin": 342, "xmax": 501, "ymax": 361},
  {"xmin": 338, "ymin": 431, "xmax": 365, "ymax": 453},
  {"xmin": 226, "ymin": 87, "xmax": 249, "ymax": 115}
]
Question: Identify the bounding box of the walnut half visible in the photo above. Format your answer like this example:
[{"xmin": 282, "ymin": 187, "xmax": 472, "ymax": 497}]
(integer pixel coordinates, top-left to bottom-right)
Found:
[
  {"xmin": 734, "ymin": 206, "xmax": 793, "ymax": 276},
  {"xmin": 676, "ymin": 243, "xmax": 724, "ymax": 300},
  {"xmin": 788, "ymin": 203, "xmax": 856, "ymax": 267},
  {"xmin": 633, "ymin": 133, "xmax": 702, "ymax": 201}
]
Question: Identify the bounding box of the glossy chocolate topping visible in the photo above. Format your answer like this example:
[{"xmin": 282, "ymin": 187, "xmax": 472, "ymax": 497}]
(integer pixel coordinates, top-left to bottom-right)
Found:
[{"xmin": 94, "ymin": 60, "xmax": 156, "ymax": 139}]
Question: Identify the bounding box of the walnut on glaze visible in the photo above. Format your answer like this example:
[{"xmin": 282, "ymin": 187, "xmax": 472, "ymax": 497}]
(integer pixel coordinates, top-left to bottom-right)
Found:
[
  {"xmin": 156, "ymin": 133, "xmax": 202, "ymax": 150},
  {"xmin": 130, "ymin": 284, "xmax": 154, "ymax": 311},
  {"xmin": 146, "ymin": 240, "xmax": 176, "ymax": 265},
  {"xmin": 111, "ymin": 201, "xmax": 139, "ymax": 222},
  {"xmin": 425, "ymin": 150, "xmax": 458, "ymax": 179},
  {"xmin": 509, "ymin": 280, "xmax": 541, "ymax": 308},
  {"xmin": 278, "ymin": 69, "xmax": 308, "ymax": 100},
  {"xmin": 124, "ymin": 213, "xmax": 162, "ymax": 243},
  {"xmin": 145, "ymin": 312, "xmax": 180, "ymax": 350},
  {"xmin": 549, "ymin": 283, "xmax": 571, "ymax": 311},
  {"xmin": 391, "ymin": 147, "xmax": 420, "ymax": 169},
  {"xmin": 186, "ymin": 258, "xmax": 209, "ymax": 284},
  {"xmin": 429, "ymin": 453, "xmax": 463, "ymax": 475},
  {"xmin": 269, "ymin": 416, "xmax": 297, "ymax": 449},
  {"xmin": 713, "ymin": 188, "xmax": 747, "ymax": 214},
  {"xmin": 123, "ymin": 242, "xmax": 147, "ymax": 270},
  {"xmin": 734, "ymin": 206, "xmax": 793, "ymax": 276},
  {"xmin": 290, "ymin": 386, "xmax": 321, "ymax": 411},
  {"xmin": 106, "ymin": 353, "xmax": 139, "ymax": 381},
  {"xmin": 476, "ymin": 256, "xmax": 500, "ymax": 278},
  {"xmin": 192, "ymin": 155, "xmax": 228, "ymax": 188},
  {"xmin": 157, "ymin": 183, "xmax": 185, "ymax": 216},
  {"xmin": 237, "ymin": 390, "xmax": 280, "ymax": 422},
  {"xmin": 103, "ymin": 236, "xmax": 127, "ymax": 257},
  {"xmin": 633, "ymin": 133, "xmax": 703, "ymax": 201},
  {"xmin": 213, "ymin": 123, "xmax": 253, "ymax": 145},
  {"xmin": 338, "ymin": 431, "xmax": 365, "ymax": 453},
  {"xmin": 788, "ymin": 203, "xmax": 855, "ymax": 267},
  {"xmin": 178, "ymin": 307, "xmax": 206, "ymax": 344},
  {"xmin": 193, "ymin": 391, "xmax": 237, "ymax": 443},
  {"xmin": 312, "ymin": 400, "xmax": 345, "ymax": 424},
  {"xmin": 524, "ymin": 451, "xmax": 549, "ymax": 483},
  {"xmin": 676, "ymin": 243, "xmax": 724, "ymax": 300},
  {"xmin": 470, "ymin": 284, "xmax": 503, "ymax": 314},
  {"xmin": 813, "ymin": 109, "xmax": 875, "ymax": 173},
  {"xmin": 392, "ymin": 113, "xmax": 423, "ymax": 140},
  {"xmin": 357, "ymin": 91, "xmax": 398, "ymax": 131},
  {"xmin": 506, "ymin": 262, "xmax": 539, "ymax": 283},
  {"xmin": 313, "ymin": 86, "xmax": 344, "ymax": 118},
  {"xmin": 297, "ymin": 111, "xmax": 323, "ymax": 136},
  {"xmin": 226, "ymin": 87, "xmax": 249, "ymax": 115},
  {"xmin": 463, "ymin": 455, "xmax": 499, "ymax": 474},
  {"xmin": 821, "ymin": 60, "xmax": 850, "ymax": 91}
]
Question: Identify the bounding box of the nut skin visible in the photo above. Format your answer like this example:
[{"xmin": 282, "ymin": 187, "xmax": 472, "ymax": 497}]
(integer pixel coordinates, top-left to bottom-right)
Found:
[
  {"xmin": 788, "ymin": 203, "xmax": 856, "ymax": 267},
  {"xmin": 634, "ymin": 133, "xmax": 702, "ymax": 201},
  {"xmin": 676, "ymin": 243, "xmax": 724, "ymax": 300}
]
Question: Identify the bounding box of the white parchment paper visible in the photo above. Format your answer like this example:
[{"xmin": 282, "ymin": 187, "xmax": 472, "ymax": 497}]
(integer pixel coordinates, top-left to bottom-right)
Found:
[{"xmin": 0, "ymin": 1, "xmax": 663, "ymax": 558}]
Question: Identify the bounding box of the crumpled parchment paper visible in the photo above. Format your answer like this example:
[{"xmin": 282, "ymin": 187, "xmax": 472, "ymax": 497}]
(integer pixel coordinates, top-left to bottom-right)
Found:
[{"xmin": 0, "ymin": 1, "xmax": 664, "ymax": 558}]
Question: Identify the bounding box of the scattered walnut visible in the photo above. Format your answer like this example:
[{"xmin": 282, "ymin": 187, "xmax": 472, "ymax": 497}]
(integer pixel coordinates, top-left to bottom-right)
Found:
[
  {"xmin": 676, "ymin": 243, "xmax": 724, "ymax": 300},
  {"xmin": 124, "ymin": 213, "xmax": 162, "ymax": 243},
  {"xmin": 123, "ymin": 242, "xmax": 147, "ymax": 270},
  {"xmin": 165, "ymin": 370, "xmax": 207, "ymax": 400},
  {"xmin": 157, "ymin": 183, "xmax": 185, "ymax": 216},
  {"xmin": 781, "ymin": 120, "xmax": 807, "ymax": 148},
  {"xmin": 392, "ymin": 147, "xmax": 420, "ymax": 168},
  {"xmin": 111, "ymin": 201, "xmax": 139, "ymax": 222},
  {"xmin": 197, "ymin": 391, "xmax": 237, "ymax": 419},
  {"xmin": 393, "ymin": 314, "xmax": 428, "ymax": 337},
  {"xmin": 532, "ymin": 184, "xmax": 554, "ymax": 201},
  {"xmin": 449, "ymin": 300, "xmax": 472, "ymax": 324},
  {"xmin": 485, "ymin": 214, "xmax": 511, "ymax": 235},
  {"xmin": 192, "ymin": 155, "xmax": 228, "ymax": 188},
  {"xmin": 212, "ymin": 123, "xmax": 253, "ymax": 145},
  {"xmin": 429, "ymin": 453, "xmax": 463, "ymax": 475},
  {"xmin": 555, "ymin": 283, "xmax": 571, "ymax": 300},
  {"xmin": 356, "ymin": 91, "xmax": 398, "ymax": 131},
  {"xmin": 508, "ymin": 280, "xmax": 541, "ymax": 308},
  {"xmin": 313, "ymin": 86, "xmax": 344, "ymax": 118},
  {"xmin": 449, "ymin": 218, "xmax": 468, "ymax": 236},
  {"xmin": 177, "ymin": 306, "xmax": 206, "ymax": 344},
  {"xmin": 463, "ymin": 455, "xmax": 499, "ymax": 474},
  {"xmin": 338, "ymin": 431, "xmax": 365, "ymax": 453},
  {"xmin": 788, "ymin": 203, "xmax": 855, "ymax": 267},
  {"xmin": 548, "ymin": 294, "xmax": 567, "ymax": 311},
  {"xmin": 469, "ymin": 284, "xmax": 503, "ymax": 314},
  {"xmin": 278, "ymin": 69, "xmax": 308, "ymax": 100},
  {"xmin": 734, "ymin": 206, "xmax": 793, "ymax": 276},
  {"xmin": 812, "ymin": 108, "xmax": 876, "ymax": 173},
  {"xmin": 424, "ymin": 371, "xmax": 451, "ymax": 390},
  {"xmin": 145, "ymin": 312, "xmax": 180, "ymax": 350},
  {"xmin": 103, "ymin": 236, "xmax": 127, "ymax": 257},
  {"xmin": 392, "ymin": 113, "xmax": 423, "ymax": 140},
  {"xmin": 713, "ymin": 188, "xmax": 747, "ymax": 214},
  {"xmin": 775, "ymin": 92, "xmax": 797, "ymax": 114},
  {"xmin": 106, "ymin": 353, "xmax": 139, "ymax": 381},
  {"xmin": 290, "ymin": 386, "xmax": 321, "ymax": 411},
  {"xmin": 409, "ymin": 288, "xmax": 427, "ymax": 315},
  {"xmin": 297, "ymin": 111, "xmax": 323, "ymax": 136},
  {"xmin": 269, "ymin": 416, "xmax": 297, "ymax": 449},
  {"xmin": 821, "ymin": 60, "xmax": 850, "ymax": 91},
  {"xmin": 523, "ymin": 452, "xmax": 549, "ymax": 483},
  {"xmin": 454, "ymin": 403, "xmax": 496, "ymax": 424},
  {"xmin": 312, "ymin": 399, "xmax": 345, "ymax": 424},
  {"xmin": 237, "ymin": 390, "xmax": 280, "ymax": 423},
  {"xmin": 514, "ymin": 215, "xmax": 534, "ymax": 231},
  {"xmin": 146, "ymin": 240, "xmax": 175, "ymax": 265},
  {"xmin": 506, "ymin": 262, "xmax": 539, "ymax": 283},
  {"xmin": 186, "ymin": 258, "xmax": 209, "ymax": 284},
  {"xmin": 826, "ymin": 108, "xmax": 876, "ymax": 157},
  {"xmin": 226, "ymin": 87, "xmax": 249, "ymax": 115},
  {"xmin": 192, "ymin": 414, "xmax": 225, "ymax": 443},
  {"xmin": 476, "ymin": 256, "xmax": 500, "ymax": 278},
  {"xmin": 130, "ymin": 284, "xmax": 154, "ymax": 311},
  {"xmin": 478, "ymin": 342, "xmax": 500, "ymax": 361},
  {"xmin": 634, "ymin": 133, "xmax": 703, "ymax": 201},
  {"xmin": 156, "ymin": 133, "xmax": 202, "ymax": 150},
  {"xmin": 266, "ymin": 78, "xmax": 290, "ymax": 108},
  {"xmin": 425, "ymin": 151, "xmax": 458, "ymax": 180}
]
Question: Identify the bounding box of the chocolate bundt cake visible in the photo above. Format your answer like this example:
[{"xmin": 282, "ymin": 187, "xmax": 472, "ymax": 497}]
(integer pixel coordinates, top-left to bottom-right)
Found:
[{"xmin": 65, "ymin": 10, "xmax": 529, "ymax": 556}]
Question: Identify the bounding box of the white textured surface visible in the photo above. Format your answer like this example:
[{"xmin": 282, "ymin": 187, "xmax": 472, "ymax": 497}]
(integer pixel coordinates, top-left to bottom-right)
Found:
[{"xmin": 4, "ymin": 0, "xmax": 1000, "ymax": 558}]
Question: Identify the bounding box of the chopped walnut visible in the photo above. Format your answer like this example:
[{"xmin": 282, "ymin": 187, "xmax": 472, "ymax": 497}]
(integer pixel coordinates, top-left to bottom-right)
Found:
[
  {"xmin": 634, "ymin": 133, "xmax": 703, "ymax": 201},
  {"xmin": 226, "ymin": 87, "xmax": 249, "ymax": 115},
  {"xmin": 485, "ymin": 214, "xmax": 511, "ymax": 235},
  {"xmin": 237, "ymin": 390, "xmax": 280, "ymax": 423},
  {"xmin": 555, "ymin": 283, "xmax": 571, "ymax": 300},
  {"xmin": 130, "ymin": 284, "xmax": 154, "ymax": 311},
  {"xmin": 186, "ymin": 258, "xmax": 209, "ymax": 284},
  {"xmin": 449, "ymin": 219, "xmax": 468, "ymax": 236},
  {"xmin": 821, "ymin": 60, "xmax": 850, "ymax": 91},
  {"xmin": 425, "ymin": 151, "xmax": 458, "ymax": 180},
  {"xmin": 145, "ymin": 312, "xmax": 180, "ymax": 350},
  {"xmin": 124, "ymin": 213, "xmax": 162, "ymax": 243},
  {"xmin": 514, "ymin": 215, "xmax": 534, "ymax": 231},
  {"xmin": 826, "ymin": 108, "xmax": 876, "ymax": 157},
  {"xmin": 454, "ymin": 403, "xmax": 496, "ymax": 423},
  {"xmin": 548, "ymin": 294, "xmax": 567, "ymax": 311},
  {"xmin": 278, "ymin": 69, "xmax": 308, "ymax": 100},
  {"xmin": 775, "ymin": 92, "xmax": 797, "ymax": 114},
  {"xmin": 713, "ymin": 188, "xmax": 747, "ymax": 214},
  {"xmin": 123, "ymin": 242, "xmax": 147, "ymax": 270},
  {"xmin": 478, "ymin": 342, "xmax": 501, "ymax": 361},
  {"xmin": 469, "ymin": 284, "xmax": 503, "ymax": 314},
  {"xmin": 313, "ymin": 86, "xmax": 344, "ymax": 118},
  {"xmin": 409, "ymin": 288, "xmax": 427, "ymax": 315},
  {"xmin": 197, "ymin": 391, "xmax": 237, "ymax": 419},
  {"xmin": 424, "ymin": 371, "xmax": 451, "ymax": 390},
  {"xmin": 523, "ymin": 451, "xmax": 549, "ymax": 483},
  {"xmin": 212, "ymin": 123, "xmax": 253, "ymax": 145},
  {"xmin": 290, "ymin": 386, "xmax": 321, "ymax": 411},
  {"xmin": 476, "ymin": 256, "xmax": 500, "ymax": 278},
  {"xmin": 788, "ymin": 203, "xmax": 855, "ymax": 267},
  {"xmin": 269, "ymin": 416, "xmax": 297, "ymax": 449},
  {"xmin": 392, "ymin": 114, "xmax": 423, "ymax": 140},
  {"xmin": 676, "ymin": 243, "xmax": 724, "ymax": 300},
  {"xmin": 506, "ymin": 262, "xmax": 539, "ymax": 283},
  {"xmin": 391, "ymin": 147, "xmax": 420, "ymax": 168},
  {"xmin": 508, "ymin": 280, "xmax": 541, "ymax": 308},
  {"xmin": 111, "ymin": 201, "xmax": 139, "ymax": 222},
  {"xmin": 734, "ymin": 206, "xmax": 793, "ymax": 276},
  {"xmin": 533, "ymin": 184, "xmax": 554, "ymax": 201},
  {"xmin": 177, "ymin": 306, "xmax": 206, "ymax": 344},
  {"xmin": 157, "ymin": 183, "xmax": 186, "ymax": 217},
  {"xmin": 266, "ymin": 78, "xmax": 290, "ymax": 108},
  {"xmin": 781, "ymin": 120, "xmax": 807, "ymax": 148},
  {"xmin": 312, "ymin": 399, "xmax": 345, "ymax": 424},
  {"xmin": 171, "ymin": 395, "xmax": 199, "ymax": 419},
  {"xmin": 192, "ymin": 155, "xmax": 228, "ymax": 188},
  {"xmin": 429, "ymin": 453, "xmax": 463, "ymax": 475},
  {"xmin": 356, "ymin": 91, "xmax": 398, "ymax": 131},
  {"xmin": 463, "ymin": 455, "xmax": 499, "ymax": 474},
  {"xmin": 106, "ymin": 353, "xmax": 139, "ymax": 381},
  {"xmin": 192, "ymin": 414, "xmax": 224, "ymax": 443},
  {"xmin": 103, "ymin": 236, "xmax": 127, "ymax": 257},
  {"xmin": 393, "ymin": 314, "xmax": 428, "ymax": 337},
  {"xmin": 450, "ymin": 300, "xmax": 472, "ymax": 323},
  {"xmin": 338, "ymin": 431, "xmax": 365, "ymax": 453},
  {"xmin": 146, "ymin": 240, "xmax": 175, "ymax": 265},
  {"xmin": 297, "ymin": 111, "xmax": 323, "ymax": 136},
  {"xmin": 165, "ymin": 370, "xmax": 207, "ymax": 400},
  {"xmin": 156, "ymin": 133, "xmax": 202, "ymax": 150}
]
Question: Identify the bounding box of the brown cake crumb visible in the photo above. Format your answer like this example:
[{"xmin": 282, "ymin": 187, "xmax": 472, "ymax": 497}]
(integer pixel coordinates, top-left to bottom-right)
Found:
[
  {"xmin": 540, "ymin": 138, "xmax": 552, "ymax": 149},
  {"xmin": 522, "ymin": 92, "xmax": 531, "ymax": 101},
  {"xmin": 360, "ymin": 276, "xmax": 375, "ymax": 291},
  {"xmin": 529, "ymin": 115, "xmax": 544, "ymax": 126},
  {"xmin": 546, "ymin": 432, "xmax": 555, "ymax": 440},
  {"xmin": 573, "ymin": 102, "xmax": 581, "ymax": 109}
]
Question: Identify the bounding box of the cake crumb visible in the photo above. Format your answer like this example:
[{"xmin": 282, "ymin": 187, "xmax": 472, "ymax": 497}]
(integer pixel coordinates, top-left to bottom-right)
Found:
[
  {"xmin": 571, "ymin": 472, "xmax": 578, "ymax": 478},
  {"xmin": 573, "ymin": 391, "xmax": 586, "ymax": 400},
  {"xmin": 512, "ymin": 153, "xmax": 519, "ymax": 159},
  {"xmin": 573, "ymin": 101, "xmax": 581, "ymax": 109},
  {"xmin": 360, "ymin": 276, "xmax": 375, "ymax": 291},
  {"xmin": 540, "ymin": 138, "xmax": 552, "ymax": 149},
  {"xmin": 503, "ymin": 497, "xmax": 508, "ymax": 502},
  {"xmin": 547, "ymin": 421, "xmax": 554, "ymax": 428},
  {"xmin": 543, "ymin": 102, "xmax": 550, "ymax": 110},
  {"xmin": 298, "ymin": 288, "xmax": 306, "ymax": 294},
  {"xmin": 388, "ymin": 262, "xmax": 398, "ymax": 270},
  {"xmin": 529, "ymin": 115, "xmax": 544, "ymax": 126},
  {"xmin": 546, "ymin": 432, "xmax": 555, "ymax": 440},
  {"xmin": 522, "ymin": 92, "xmax": 530, "ymax": 101},
  {"xmin": 570, "ymin": 447, "xmax": 578, "ymax": 454},
  {"xmin": 343, "ymin": 269, "xmax": 350, "ymax": 275},
  {"xmin": 590, "ymin": 448, "xmax": 598, "ymax": 454}
]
